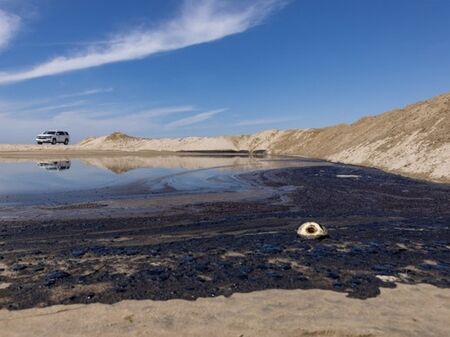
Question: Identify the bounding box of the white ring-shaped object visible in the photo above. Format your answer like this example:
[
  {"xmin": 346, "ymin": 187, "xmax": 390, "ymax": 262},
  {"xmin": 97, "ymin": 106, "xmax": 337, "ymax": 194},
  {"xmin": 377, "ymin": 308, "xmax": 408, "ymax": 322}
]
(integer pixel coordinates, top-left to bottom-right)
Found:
[{"xmin": 297, "ymin": 222, "xmax": 328, "ymax": 239}]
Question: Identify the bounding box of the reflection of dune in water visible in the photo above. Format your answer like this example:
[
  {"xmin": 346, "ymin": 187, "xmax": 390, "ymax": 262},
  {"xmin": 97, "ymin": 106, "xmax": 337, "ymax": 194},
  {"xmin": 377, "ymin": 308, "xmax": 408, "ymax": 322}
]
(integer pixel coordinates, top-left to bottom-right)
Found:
[
  {"xmin": 0, "ymin": 155, "xmax": 332, "ymax": 174},
  {"xmin": 76, "ymin": 156, "xmax": 333, "ymax": 196},
  {"xmin": 80, "ymin": 155, "xmax": 331, "ymax": 174},
  {"xmin": 0, "ymin": 156, "xmax": 334, "ymax": 205},
  {"xmin": 80, "ymin": 155, "xmax": 259, "ymax": 173}
]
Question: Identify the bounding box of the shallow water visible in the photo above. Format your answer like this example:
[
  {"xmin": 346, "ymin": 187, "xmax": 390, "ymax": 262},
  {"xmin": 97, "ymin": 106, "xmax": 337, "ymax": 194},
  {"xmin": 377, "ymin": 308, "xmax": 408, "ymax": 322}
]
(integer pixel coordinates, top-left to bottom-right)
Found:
[
  {"xmin": 0, "ymin": 159, "xmax": 183, "ymax": 195},
  {"xmin": 0, "ymin": 155, "xmax": 331, "ymax": 204}
]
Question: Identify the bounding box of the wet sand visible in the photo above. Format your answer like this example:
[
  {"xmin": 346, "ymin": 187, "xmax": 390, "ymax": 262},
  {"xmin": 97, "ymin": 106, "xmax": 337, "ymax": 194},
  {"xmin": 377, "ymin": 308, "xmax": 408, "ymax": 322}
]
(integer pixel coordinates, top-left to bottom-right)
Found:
[{"xmin": 0, "ymin": 159, "xmax": 449, "ymax": 335}]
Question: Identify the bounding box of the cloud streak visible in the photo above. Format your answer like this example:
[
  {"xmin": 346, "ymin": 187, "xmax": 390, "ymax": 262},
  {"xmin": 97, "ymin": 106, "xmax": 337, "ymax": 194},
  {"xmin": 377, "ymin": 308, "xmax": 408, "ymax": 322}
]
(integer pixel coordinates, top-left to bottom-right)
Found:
[
  {"xmin": 0, "ymin": 0, "xmax": 284, "ymax": 85},
  {"xmin": 15, "ymin": 100, "xmax": 88, "ymax": 114},
  {"xmin": 58, "ymin": 88, "xmax": 114, "ymax": 99},
  {"xmin": 0, "ymin": 9, "xmax": 20, "ymax": 51},
  {"xmin": 0, "ymin": 88, "xmax": 114, "ymax": 115},
  {"xmin": 166, "ymin": 108, "xmax": 224, "ymax": 128}
]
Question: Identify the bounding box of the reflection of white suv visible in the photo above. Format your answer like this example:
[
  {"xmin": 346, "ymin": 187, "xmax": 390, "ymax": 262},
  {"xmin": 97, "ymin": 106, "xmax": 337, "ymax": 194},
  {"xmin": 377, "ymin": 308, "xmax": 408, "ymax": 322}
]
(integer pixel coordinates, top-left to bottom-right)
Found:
[
  {"xmin": 36, "ymin": 131, "xmax": 70, "ymax": 145},
  {"xmin": 38, "ymin": 160, "xmax": 71, "ymax": 171}
]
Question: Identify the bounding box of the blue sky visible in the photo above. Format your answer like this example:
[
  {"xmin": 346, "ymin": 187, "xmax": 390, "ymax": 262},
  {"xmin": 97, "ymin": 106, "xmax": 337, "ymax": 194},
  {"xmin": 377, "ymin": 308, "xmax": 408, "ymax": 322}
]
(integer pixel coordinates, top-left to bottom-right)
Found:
[{"xmin": 0, "ymin": 0, "xmax": 449, "ymax": 143}]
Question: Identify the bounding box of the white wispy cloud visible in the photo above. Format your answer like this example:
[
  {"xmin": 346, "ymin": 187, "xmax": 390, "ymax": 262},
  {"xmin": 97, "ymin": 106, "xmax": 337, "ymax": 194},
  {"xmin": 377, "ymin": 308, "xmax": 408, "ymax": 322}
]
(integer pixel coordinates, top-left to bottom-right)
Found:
[
  {"xmin": 0, "ymin": 8, "xmax": 20, "ymax": 51},
  {"xmin": 166, "ymin": 108, "xmax": 225, "ymax": 128},
  {"xmin": 58, "ymin": 88, "xmax": 114, "ymax": 99},
  {"xmin": 0, "ymin": 87, "xmax": 115, "ymax": 114},
  {"xmin": 0, "ymin": 0, "xmax": 284, "ymax": 85},
  {"xmin": 15, "ymin": 100, "xmax": 88, "ymax": 114}
]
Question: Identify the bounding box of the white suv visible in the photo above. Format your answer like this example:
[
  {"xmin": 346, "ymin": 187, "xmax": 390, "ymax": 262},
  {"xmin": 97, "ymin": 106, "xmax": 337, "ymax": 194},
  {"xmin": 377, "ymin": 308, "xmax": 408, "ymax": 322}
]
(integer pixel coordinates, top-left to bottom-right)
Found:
[{"xmin": 36, "ymin": 131, "xmax": 70, "ymax": 145}]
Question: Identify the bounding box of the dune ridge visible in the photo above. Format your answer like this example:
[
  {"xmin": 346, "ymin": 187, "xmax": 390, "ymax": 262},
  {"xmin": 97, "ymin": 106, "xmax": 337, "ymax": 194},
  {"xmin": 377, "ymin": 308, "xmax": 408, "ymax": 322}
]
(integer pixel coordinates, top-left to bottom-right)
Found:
[{"xmin": 78, "ymin": 93, "xmax": 450, "ymax": 182}]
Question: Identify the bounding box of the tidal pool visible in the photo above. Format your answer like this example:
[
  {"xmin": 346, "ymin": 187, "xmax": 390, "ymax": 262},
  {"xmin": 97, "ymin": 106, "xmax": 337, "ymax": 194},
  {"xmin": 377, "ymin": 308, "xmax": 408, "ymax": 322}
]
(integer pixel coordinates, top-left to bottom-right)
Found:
[{"xmin": 0, "ymin": 155, "xmax": 331, "ymax": 205}]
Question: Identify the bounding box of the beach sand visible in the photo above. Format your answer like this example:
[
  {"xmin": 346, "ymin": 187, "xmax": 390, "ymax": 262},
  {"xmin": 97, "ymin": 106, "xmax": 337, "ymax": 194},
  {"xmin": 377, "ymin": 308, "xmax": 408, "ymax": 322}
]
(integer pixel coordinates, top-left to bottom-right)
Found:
[{"xmin": 1, "ymin": 283, "xmax": 449, "ymax": 337}]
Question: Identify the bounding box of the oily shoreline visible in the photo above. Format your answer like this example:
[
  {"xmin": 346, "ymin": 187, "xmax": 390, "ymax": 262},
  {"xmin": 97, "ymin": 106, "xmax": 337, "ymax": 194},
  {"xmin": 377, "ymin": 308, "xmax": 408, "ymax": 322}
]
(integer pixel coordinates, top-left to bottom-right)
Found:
[{"xmin": 0, "ymin": 164, "xmax": 449, "ymax": 310}]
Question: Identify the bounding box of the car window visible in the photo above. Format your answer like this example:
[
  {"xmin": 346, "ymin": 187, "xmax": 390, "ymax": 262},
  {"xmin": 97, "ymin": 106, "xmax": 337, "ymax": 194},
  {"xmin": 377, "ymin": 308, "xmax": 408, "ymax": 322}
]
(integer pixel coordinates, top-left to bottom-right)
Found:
[
  {"xmin": 45, "ymin": 131, "xmax": 56, "ymax": 135},
  {"xmin": 57, "ymin": 132, "xmax": 64, "ymax": 135}
]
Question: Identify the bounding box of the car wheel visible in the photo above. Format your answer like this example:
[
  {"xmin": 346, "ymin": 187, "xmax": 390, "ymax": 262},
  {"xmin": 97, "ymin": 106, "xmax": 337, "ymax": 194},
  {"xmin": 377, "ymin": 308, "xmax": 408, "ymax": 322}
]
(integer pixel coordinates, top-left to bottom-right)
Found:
[
  {"xmin": 64, "ymin": 139, "xmax": 69, "ymax": 145},
  {"xmin": 52, "ymin": 138, "xmax": 57, "ymax": 145},
  {"xmin": 37, "ymin": 142, "xmax": 42, "ymax": 145}
]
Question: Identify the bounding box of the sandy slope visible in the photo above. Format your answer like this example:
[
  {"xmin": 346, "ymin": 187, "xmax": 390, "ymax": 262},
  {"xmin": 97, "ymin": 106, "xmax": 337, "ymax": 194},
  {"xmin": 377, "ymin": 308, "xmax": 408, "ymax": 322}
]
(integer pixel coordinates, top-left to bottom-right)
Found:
[
  {"xmin": 1, "ymin": 284, "xmax": 449, "ymax": 337},
  {"xmin": 0, "ymin": 93, "xmax": 448, "ymax": 182},
  {"xmin": 270, "ymin": 93, "xmax": 450, "ymax": 182},
  {"xmin": 76, "ymin": 92, "xmax": 450, "ymax": 182}
]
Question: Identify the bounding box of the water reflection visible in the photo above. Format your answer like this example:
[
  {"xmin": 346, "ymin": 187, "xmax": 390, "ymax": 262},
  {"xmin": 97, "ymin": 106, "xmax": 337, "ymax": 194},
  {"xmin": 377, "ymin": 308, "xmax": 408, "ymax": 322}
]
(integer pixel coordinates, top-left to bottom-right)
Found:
[
  {"xmin": 38, "ymin": 160, "xmax": 71, "ymax": 171},
  {"xmin": 81, "ymin": 155, "xmax": 268, "ymax": 173},
  {"xmin": 0, "ymin": 155, "xmax": 331, "ymax": 199}
]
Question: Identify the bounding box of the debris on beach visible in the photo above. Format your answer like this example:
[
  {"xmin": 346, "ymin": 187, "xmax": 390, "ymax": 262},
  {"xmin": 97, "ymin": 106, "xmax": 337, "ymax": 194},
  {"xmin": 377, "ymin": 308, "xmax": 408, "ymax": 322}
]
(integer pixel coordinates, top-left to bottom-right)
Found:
[{"xmin": 297, "ymin": 222, "xmax": 328, "ymax": 239}]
